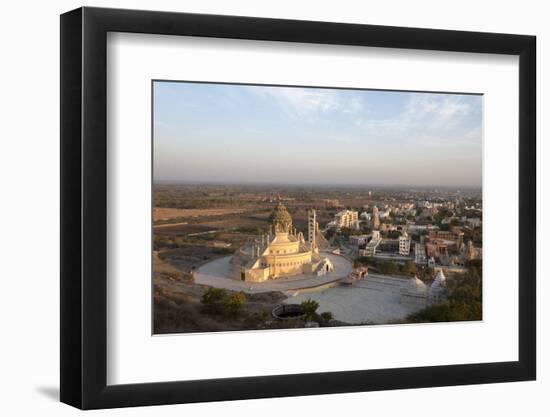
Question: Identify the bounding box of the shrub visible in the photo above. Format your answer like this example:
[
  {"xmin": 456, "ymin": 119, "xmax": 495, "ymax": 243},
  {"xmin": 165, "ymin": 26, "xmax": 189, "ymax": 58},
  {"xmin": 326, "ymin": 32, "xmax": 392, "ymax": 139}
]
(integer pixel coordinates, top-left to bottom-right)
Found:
[
  {"xmin": 400, "ymin": 261, "xmax": 416, "ymax": 275},
  {"xmin": 379, "ymin": 261, "xmax": 398, "ymax": 275},
  {"xmin": 223, "ymin": 291, "xmax": 246, "ymax": 316},
  {"xmin": 164, "ymin": 271, "xmax": 182, "ymax": 281},
  {"xmin": 320, "ymin": 311, "xmax": 334, "ymax": 322},
  {"xmin": 301, "ymin": 299, "xmax": 320, "ymax": 321},
  {"xmin": 201, "ymin": 287, "xmax": 227, "ymax": 306}
]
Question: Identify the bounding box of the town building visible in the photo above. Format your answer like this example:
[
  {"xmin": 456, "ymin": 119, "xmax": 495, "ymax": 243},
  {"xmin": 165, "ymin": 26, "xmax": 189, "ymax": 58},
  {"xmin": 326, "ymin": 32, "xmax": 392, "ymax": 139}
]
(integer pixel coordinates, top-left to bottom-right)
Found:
[
  {"xmin": 428, "ymin": 270, "xmax": 447, "ymax": 303},
  {"xmin": 400, "ymin": 270, "xmax": 448, "ymax": 308},
  {"xmin": 334, "ymin": 209, "xmax": 359, "ymax": 229},
  {"xmin": 398, "ymin": 231, "xmax": 411, "ymax": 256},
  {"xmin": 400, "ymin": 275, "xmax": 428, "ymax": 308}
]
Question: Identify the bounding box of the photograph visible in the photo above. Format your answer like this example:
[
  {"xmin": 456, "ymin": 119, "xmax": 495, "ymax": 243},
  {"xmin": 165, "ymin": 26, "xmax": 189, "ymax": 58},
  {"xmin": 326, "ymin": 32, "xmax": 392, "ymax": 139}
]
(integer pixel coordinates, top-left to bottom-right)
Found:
[{"xmin": 152, "ymin": 81, "xmax": 483, "ymax": 334}]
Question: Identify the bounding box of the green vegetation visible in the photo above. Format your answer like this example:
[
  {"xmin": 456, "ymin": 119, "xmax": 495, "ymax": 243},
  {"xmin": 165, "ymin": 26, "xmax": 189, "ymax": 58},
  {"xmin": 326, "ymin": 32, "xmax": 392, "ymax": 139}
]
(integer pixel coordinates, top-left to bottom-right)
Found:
[
  {"xmin": 201, "ymin": 287, "xmax": 227, "ymax": 306},
  {"xmin": 320, "ymin": 311, "xmax": 334, "ymax": 322},
  {"xmin": 354, "ymin": 256, "xmax": 377, "ymax": 267},
  {"xmin": 354, "ymin": 257, "xmax": 416, "ymax": 277},
  {"xmin": 387, "ymin": 230, "xmax": 401, "ymax": 239},
  {"xmin": 407, "ymin": 261, "xmax": 482, "ymax": 323},
  {"xmin": 201, "ymin": 288, "xmax": 247, "ymax": 316},
  {"xmin": 401, "ymin": 261, "xmax": 417, "ymax": 275},
  {"xmin": 433, "ymin": 208, "xmax": 453, "ymax": 225},
  {"xmin": 300, "ymin": 299, "xmax": 320, "ymax": 321},
  {"xmin": 224, "ymin": 292, "xmax": 247, "ymax": 316},
  {"xmin": 379, "ymin": 261, "xmax": 398, "ymax": 275}
]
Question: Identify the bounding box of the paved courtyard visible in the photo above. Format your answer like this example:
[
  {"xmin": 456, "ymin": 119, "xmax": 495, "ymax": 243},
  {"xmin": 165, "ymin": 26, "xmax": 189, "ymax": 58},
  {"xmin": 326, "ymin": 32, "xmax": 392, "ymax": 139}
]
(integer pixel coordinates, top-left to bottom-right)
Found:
[
  {"xmin": 194, "ymin": 252, "xmax": 353, "ymax": 293},
  {"xmin": 286, "ymin": 274, "xmax": 424, "ymax": 324},
  {"xmin": 195, "ymin": 254, "xmax": 424, "ymax": 325}
]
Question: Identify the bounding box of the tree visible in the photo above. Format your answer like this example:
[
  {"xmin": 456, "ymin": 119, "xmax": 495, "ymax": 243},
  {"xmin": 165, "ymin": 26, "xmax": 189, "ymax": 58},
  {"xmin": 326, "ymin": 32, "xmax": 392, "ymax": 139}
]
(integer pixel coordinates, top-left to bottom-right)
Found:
[
  {"xmin": 401, "ymin": 261, "xmax": 416, "ymax": 275},
  {"xmin": 379, "ymin": 261, "xmax": 398, "ymax": 275},
  {"xmin": 355, "ymin": 256, "xmax": 376, "ymax": 267},
  {"xmin": 320, "ymin": 311, "xmax": 334, "ymax": 322},
  {"xmin": 223, "ymin": 292, "xmax": 246, "ymax": 316},
  {"xmin": 301, "ymin": 299, "xmax": 320, "ymax": 321},
  {"xmin": 387, "ymin": 230, "xmax": 401, "ymax": 239},
  {"xmin": 201, "ymin": 287, "xmax": 227, "ymax": 306}
]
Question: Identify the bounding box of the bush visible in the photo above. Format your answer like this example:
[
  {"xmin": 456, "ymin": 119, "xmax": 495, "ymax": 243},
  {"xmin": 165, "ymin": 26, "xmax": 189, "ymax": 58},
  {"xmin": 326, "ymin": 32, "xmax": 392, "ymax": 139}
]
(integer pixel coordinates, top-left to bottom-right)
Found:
[
  {"xmin": 400, "ymin": 261, "xmax": 416, "ymax": 275},
  {"xmin": 379, "ymin": 261, "xmax": 398, "ymax": 275},
  {"xmin": 224, "ymin": 291, "xmax": 246, "ymax": 316},
  {"xmin": 387, "ymin": 230, "xmax": 400, "ymax": 239},
  {"xmin": 201, "ymin": 288, "xmax": 247, "ymax": 316},
  {"xmin": 301, "ymin": 299, "xmax": 320, "ymax": 321},
  {"xmin": 201, "ymin": 287, "xmax": 227, "ymax": 306},
  {"xmin": 320, "ymin": 311, "xmax": 334, "ymax": 322},
  {"xmin": 355, "ymin": 256, "xmax": 376, "ymax": 267}
]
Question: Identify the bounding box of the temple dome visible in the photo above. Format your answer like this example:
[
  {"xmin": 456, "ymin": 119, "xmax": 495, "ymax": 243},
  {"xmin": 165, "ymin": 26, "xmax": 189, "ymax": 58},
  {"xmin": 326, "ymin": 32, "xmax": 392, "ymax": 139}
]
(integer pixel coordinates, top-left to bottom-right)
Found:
[
  {"xmin": 402, "ymin": 275, "xmax": 427, "ymax": 295},
  {"xmin": 430, "ymin": 270, "xmax": 447, "ymax": 296},
  {"xmin": 269, "ymin": 203, "xmax": 293, "ymax": 233}
]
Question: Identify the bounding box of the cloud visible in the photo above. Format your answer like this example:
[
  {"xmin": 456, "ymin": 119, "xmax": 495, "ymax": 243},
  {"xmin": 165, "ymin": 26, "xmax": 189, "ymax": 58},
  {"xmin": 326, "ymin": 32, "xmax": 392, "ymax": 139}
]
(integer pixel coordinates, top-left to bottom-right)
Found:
[
  {"xmin": 251, "ymin": 87, "xmax": 363, "ymax": 120},
  {"xmin": 404, "ymin": 94, "xmax": 473, "ymax": 129},
  {"xmin": 355, "ymin": 93, "xmax": 480, "ymax": 148}
]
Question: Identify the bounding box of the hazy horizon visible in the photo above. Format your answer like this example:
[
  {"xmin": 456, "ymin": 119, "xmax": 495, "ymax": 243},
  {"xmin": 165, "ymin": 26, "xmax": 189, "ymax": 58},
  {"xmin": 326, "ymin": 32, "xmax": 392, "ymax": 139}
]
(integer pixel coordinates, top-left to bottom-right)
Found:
[
  {"xmin": 153, "ymin": 82, "xmax": 483, "ymax": 187},
  {"xmin": 153, "ymin": 179, "xmax": 482, "ymax": 190}
]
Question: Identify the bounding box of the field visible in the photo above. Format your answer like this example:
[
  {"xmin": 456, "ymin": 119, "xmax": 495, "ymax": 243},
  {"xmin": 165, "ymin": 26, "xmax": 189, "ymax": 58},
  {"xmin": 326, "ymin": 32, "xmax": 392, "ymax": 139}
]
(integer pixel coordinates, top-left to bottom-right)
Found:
[{"xmin": 153, "ymin": 207, "xmax": 248, "ymax": 222}]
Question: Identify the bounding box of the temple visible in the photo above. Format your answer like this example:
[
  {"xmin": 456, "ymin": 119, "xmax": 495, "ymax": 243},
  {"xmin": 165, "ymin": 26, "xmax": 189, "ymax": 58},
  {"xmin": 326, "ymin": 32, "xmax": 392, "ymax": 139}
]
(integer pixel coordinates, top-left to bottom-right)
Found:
[
  {"xmin": 400, "ymin": 269, "xmax": 448, "ymax": 308},
  {"xmin": 231, "ymin": 203, "xmax": 333, "ymax": 282}
]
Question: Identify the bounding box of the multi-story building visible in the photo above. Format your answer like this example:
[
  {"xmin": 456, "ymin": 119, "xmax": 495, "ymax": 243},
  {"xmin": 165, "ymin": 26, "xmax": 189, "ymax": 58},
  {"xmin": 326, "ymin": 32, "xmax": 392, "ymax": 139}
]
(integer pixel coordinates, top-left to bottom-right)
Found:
[
  {"xmin": 428, "ymin": 229, "xmax": 464, "ymax": 246},
  {"xmin": 398, "ymin": 232, "xmax": 411, "ymax": 256},
  {"xmin": 334, "ymin": 209, "xmax": 359, "ymax": 229}
]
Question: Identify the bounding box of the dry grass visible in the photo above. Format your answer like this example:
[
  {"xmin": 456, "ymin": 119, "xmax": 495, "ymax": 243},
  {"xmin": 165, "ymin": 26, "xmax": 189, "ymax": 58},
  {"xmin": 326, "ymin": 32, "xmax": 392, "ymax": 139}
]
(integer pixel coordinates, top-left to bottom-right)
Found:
[
  {"xmin": 152, "ymin": 251, "xmax": 287, "ymax": 334},
  {"xmin": 153, "ymin": 207, "xmax": 247, "ymax": 221}
]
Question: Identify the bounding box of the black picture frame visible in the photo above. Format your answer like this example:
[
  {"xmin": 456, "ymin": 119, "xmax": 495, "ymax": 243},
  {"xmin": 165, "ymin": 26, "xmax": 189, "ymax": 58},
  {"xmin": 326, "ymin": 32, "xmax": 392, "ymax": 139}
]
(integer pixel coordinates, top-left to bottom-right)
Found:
[{"xmin": 60, "ymin": 6, "xmax": 536, "ymax": 410}]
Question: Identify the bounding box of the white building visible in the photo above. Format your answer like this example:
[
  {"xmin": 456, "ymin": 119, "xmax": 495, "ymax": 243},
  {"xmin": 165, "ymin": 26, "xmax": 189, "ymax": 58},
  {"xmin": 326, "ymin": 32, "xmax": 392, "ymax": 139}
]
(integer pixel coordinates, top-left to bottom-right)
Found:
[
  {"xmin": 334, "ymin": 209, "xmax": 359, "ymax": 229},
  {"xmin": 398, "ymin": 231, "xmax": 411, "ymax": 256},
  {"xmin": 400, "ymin": 275, "xmax": 428, "ymax": 308},
  {"xmin": 429, "ymin": 269, "xmax": 447, "ymax": 303}
]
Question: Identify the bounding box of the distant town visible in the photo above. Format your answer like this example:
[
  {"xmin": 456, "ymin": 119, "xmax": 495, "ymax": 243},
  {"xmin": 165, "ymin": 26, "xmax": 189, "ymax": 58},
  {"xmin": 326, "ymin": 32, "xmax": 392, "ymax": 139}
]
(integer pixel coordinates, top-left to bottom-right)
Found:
[{"xmin": 153, "ymin": 183, "xmax": 482, "ymax": 333}]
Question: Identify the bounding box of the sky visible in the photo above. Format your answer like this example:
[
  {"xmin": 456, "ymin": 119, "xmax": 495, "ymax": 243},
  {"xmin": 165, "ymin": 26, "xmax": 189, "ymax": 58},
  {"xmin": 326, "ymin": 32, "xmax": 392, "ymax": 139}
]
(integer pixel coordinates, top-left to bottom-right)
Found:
[{"xmin": 153, "ymin": 81, "xmax": 482, "ymax": 187}]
